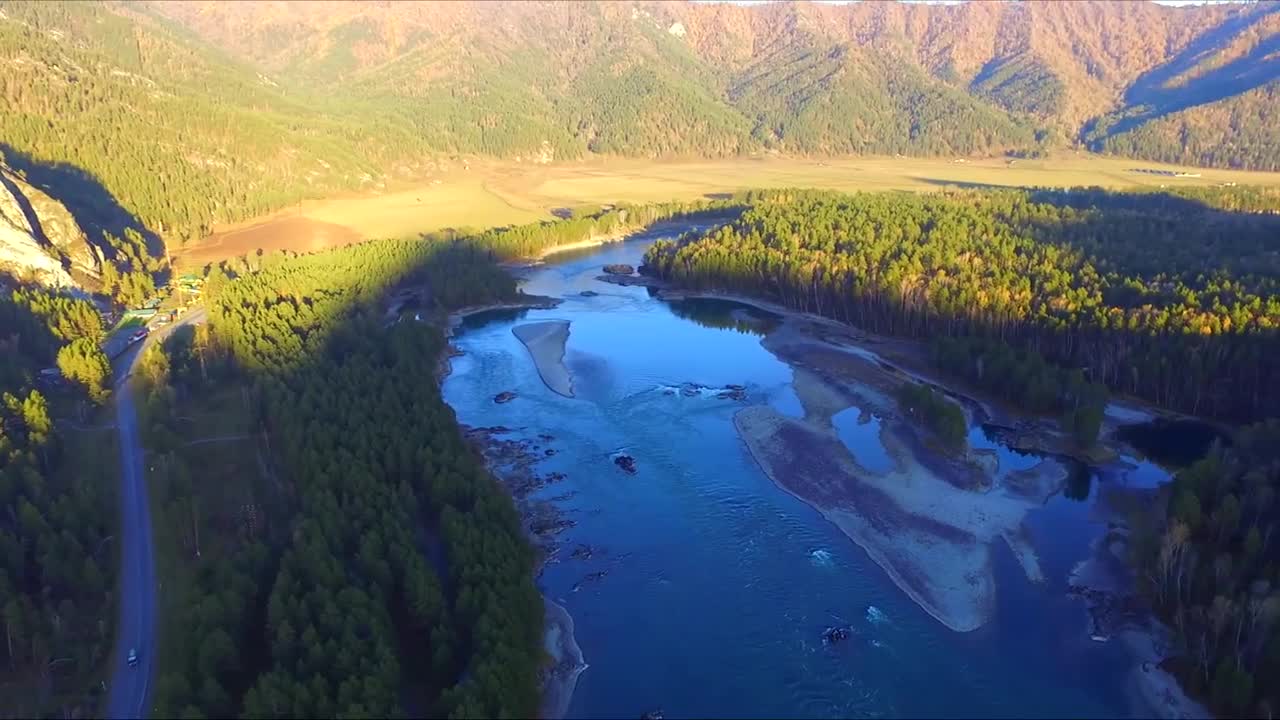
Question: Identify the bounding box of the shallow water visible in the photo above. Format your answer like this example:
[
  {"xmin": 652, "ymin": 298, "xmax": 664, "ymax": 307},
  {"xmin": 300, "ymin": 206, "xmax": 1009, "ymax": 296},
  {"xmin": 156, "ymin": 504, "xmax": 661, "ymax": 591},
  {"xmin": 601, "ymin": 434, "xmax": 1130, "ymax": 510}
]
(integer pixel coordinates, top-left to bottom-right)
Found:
[
  {"xmin": 442, "ymin": 229, "xmax": 1171, "ymax": 719},
  {"xmin": 832, "ymin": 408, "xmax": 895, "ymax": 474}
]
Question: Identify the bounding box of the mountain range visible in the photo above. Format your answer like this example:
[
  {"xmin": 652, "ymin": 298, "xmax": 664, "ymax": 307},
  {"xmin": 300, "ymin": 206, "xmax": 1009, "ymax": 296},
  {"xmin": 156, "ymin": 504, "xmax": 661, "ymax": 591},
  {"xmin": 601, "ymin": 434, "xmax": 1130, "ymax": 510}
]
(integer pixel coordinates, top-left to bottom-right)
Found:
[{"xmin": 0, "ymin": 0, "xmax": 1278, "ymax": 268}]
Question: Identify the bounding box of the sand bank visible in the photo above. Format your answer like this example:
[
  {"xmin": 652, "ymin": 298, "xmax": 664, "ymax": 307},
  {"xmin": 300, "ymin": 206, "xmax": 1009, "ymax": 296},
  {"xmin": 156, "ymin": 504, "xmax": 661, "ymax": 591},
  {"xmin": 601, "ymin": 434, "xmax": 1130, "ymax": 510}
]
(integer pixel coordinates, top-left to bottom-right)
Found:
[
  {"xmin": 513, "ymin": 321, "xmax": 574, "ymax": 397},
  {"xmin": 534, "ymin": 231, "xmax": 629, "ymax": 261},
  {"xmin": 540, "ymin": 598, "xmax": 588, "ymax": 720},
  {"xmin": 1121, "ymin": 626, "xmax": 1211, "ymax": 719},
  {"xmin": 734, "ymin": 403, "xmax": 1064, "ymax": 632},
  {"xmin": 715, "ymin": 297, "xmax": 1071, "ymax": 631}
]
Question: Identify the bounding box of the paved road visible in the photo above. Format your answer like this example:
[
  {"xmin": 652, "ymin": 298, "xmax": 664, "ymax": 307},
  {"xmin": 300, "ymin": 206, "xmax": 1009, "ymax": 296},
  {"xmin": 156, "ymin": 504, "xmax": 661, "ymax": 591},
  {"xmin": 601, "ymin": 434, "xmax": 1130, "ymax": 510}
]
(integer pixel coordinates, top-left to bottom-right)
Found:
[{"xmin": 105, "ymin": 308, "xmax": 206, "ymax": 719}]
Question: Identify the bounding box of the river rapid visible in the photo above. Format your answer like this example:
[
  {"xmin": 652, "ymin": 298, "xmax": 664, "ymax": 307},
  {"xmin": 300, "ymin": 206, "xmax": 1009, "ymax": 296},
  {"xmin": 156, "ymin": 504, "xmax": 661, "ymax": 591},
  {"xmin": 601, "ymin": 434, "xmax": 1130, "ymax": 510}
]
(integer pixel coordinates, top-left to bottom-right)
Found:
[{"xmin": 441, "ymin": 226, "xmax": 1174, "ymax": 719}]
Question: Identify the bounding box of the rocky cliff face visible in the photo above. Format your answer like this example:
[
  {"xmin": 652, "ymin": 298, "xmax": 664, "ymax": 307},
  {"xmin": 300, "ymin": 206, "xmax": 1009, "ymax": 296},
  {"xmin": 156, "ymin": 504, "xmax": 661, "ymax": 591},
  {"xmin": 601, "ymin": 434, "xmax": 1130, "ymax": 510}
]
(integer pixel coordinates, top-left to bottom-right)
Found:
[{"xmin": 0, "ymin": 163, "xmax": 100, "ymax": 289}]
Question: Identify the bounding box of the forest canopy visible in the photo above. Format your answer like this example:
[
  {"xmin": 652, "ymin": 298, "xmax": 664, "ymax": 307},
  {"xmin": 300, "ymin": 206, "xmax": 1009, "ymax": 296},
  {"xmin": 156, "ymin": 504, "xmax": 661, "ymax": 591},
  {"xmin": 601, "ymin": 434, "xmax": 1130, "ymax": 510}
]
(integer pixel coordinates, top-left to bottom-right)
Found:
[
  {"xmin": 0, "ymin": 285, "xmax": 117, "ymax": 714},
  {"xmin": 645, "ymin": 188, "xmax": 1280, "ymax": 421},
  {"xmin": 143, "ymin": 200, "xmax": 733, "ymax": 717}
]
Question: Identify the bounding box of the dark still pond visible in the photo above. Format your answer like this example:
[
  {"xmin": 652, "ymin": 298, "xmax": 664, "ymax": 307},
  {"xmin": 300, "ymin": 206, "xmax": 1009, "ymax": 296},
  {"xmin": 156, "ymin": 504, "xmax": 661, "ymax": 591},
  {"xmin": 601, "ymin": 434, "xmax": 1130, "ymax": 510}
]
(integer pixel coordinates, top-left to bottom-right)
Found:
[{"xmin": 1115, "ymin": 419, "xmax": 1228, "ymax": 468}]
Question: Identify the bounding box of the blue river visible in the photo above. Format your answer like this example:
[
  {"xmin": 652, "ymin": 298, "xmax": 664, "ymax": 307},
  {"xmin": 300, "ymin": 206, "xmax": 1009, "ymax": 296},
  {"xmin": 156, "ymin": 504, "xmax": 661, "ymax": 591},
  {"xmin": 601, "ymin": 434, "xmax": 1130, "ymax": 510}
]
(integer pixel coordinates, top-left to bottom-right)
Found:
[{"xmin": 441, "ymin": 228, "xmax": 1168, "ymax": 719}]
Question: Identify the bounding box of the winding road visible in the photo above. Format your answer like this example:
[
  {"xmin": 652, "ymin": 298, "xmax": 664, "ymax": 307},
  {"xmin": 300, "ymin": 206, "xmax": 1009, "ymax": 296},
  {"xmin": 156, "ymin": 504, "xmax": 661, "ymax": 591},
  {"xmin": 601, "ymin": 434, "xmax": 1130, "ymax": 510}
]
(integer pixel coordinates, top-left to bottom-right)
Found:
[{"xmin": 105, "ymin": 308, "xmax": 205, "ymax": 719}]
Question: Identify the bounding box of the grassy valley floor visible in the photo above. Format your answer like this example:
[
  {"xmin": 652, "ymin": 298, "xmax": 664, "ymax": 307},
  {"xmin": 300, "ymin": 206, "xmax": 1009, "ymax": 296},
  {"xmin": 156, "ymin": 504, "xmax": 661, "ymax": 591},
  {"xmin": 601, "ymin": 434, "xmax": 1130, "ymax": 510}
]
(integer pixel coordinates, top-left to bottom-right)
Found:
[{"xmin": 173, "ymin": 153, "xmax": 1280, "ymax": 270}]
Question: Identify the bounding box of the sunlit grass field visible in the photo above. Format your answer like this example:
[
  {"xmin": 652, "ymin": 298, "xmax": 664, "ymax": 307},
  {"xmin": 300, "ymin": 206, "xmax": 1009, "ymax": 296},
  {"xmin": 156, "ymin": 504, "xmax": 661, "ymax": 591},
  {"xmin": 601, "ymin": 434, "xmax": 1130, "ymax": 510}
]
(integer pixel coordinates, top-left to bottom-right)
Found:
[{"xmin": 176, "ymin": 152, "xmax": 1280, "ymax": 268}]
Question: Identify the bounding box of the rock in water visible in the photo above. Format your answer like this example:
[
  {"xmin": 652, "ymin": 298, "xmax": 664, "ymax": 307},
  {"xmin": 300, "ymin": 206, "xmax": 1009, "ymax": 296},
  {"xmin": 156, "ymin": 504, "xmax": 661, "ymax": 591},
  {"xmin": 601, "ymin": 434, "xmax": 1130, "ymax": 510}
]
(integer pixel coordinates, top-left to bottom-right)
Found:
[
  {"xmin": 822, "ymin": 626, "xmax": 851, "ymax": 644},
  {"xmin": 614, "ymin": 454, "xmax": 638, "ymax": 474},
  {"xmin": 716, "ymin": 384, "xmax": 748, "ymax": 401},
  {"xmin": 603, "ymin": 263, "xmax": 635, "ymax": 275},
  {"xmin": 641, "ymin": 711, "xmax": 664, "ymax": 720},
  {"xmin": 494, "ymin": 391, "xmax": 517, "ymax": 404},
  {"xmin": 580, "ymin": 290, "xmax": 600, "ymax": 296}
]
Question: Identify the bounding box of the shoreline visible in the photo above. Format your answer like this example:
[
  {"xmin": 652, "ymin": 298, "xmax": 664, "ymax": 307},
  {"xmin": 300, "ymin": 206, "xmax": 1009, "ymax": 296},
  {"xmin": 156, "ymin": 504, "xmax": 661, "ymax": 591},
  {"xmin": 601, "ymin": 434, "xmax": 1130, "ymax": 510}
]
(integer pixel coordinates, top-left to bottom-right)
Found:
[
  {"xmin": 436, "ymin": 296, "xmax": 563, "ymax": 384},
  {"xmin": 540, "ymin": 598, "xmax": 588, "ymax": 720},
  {"xmin": 453, "ymin": 422, "xmax": 588, "ymax": 719},
  {"xmin": 1070, "ymin": 485, "xmax": 1213, "ymax": 720},
  {"xmin": 654, "ymin": 285, "xmax": 1180, "ymax": 464},
  {"xmin": 534, "ymin": 230, "xmax": 632, "ymax": 261},
  {"xmin": 531, "ymin": 214, "xmax": 736, "ymax": 264},
  {"xmin": 444, "ymin": 295, "xmax": 564, "ymax": 336},
  {"xmin": 653, "ymin": 285, "xmax": 1012, "ymax": 421},
  {"xmin": 1122, "ymin": 625, "xmax": 1212, "ymax": 720},
  {"xmin": 439, "ymin": 314, "xmax": 586, "ymax": 719}
]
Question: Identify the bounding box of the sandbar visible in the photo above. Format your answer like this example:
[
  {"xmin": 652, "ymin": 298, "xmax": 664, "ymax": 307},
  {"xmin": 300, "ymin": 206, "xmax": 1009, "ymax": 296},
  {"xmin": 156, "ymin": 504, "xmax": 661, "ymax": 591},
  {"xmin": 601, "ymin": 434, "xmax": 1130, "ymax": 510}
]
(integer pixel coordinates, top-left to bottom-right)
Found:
[
  {"xmin": 513, "ymin": 321, "xmax": 574, "ymax": 397},
  {"xmin": 734, "ymin": 404, "xmax": 1063, "ymax": 631}
]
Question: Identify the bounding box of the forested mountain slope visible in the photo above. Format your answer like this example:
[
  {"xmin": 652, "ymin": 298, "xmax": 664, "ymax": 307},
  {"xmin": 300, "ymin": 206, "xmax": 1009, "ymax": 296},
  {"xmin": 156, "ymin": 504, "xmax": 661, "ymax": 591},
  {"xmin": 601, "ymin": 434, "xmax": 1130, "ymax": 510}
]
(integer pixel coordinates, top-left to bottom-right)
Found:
[
  {"xmin": 0, "ymin": 1, "xmax": 441, "ymax": 240},
  {"xmin": 144, "ymin": 0, "xmax": 1280, "ymax": 163},
  {"xmin": 2, "ymin": 0, "xmax": 1279, "ymax": 268}
]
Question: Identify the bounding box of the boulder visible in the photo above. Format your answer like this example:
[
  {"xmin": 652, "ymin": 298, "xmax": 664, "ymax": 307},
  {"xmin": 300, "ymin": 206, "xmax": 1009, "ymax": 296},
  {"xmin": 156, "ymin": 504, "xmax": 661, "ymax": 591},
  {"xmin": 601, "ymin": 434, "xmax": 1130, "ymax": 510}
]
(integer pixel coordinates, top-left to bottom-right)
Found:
[
  {"xmin": 596, "ymin": 273, "xmax": 655, "ymax": 287},
  {"xmin": 494, "ymin": 391, "xmax": 517, "ymax": 404},
  {"xmin": 716, "ymin": 384, "xmax": 748, "ymax": 401},
  {"xmin": 580, "ymin": 290, "xmax": 600, "ymax": 297},
  {"xmin": 603, "ymin": 263, "xmax": 635, "ymax": 275},
  {"xmin": 572, "ymin": 569, "xmax": 609, "ymax": 592},
  {"xmin": 614, "ymin": 454, "xmax": 638, "ymax": 474},
  {"xmin": 822, "ymin": 626, "xmax": 851, "ymax": 644}
]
